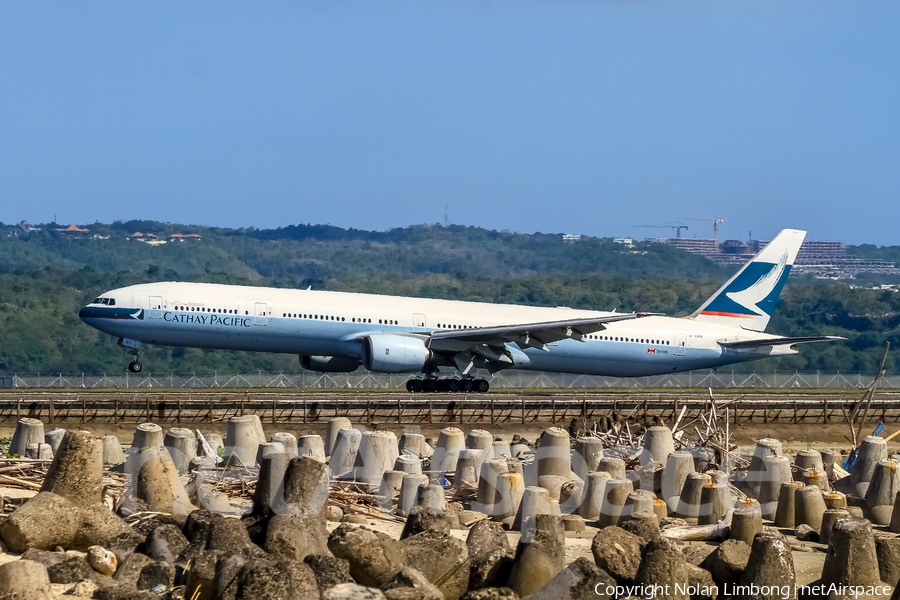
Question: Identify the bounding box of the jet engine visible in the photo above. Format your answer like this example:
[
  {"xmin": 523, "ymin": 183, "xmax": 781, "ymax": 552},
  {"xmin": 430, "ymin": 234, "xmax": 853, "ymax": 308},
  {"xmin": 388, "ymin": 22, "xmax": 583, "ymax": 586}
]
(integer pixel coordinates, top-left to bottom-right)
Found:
[
  {"xmin": 363, "ymin": 334, "xmax": 433, "ymax": 373},
  {"xmin": 300, "ymin": 355, "xmax": 361, "ymax": 373}
]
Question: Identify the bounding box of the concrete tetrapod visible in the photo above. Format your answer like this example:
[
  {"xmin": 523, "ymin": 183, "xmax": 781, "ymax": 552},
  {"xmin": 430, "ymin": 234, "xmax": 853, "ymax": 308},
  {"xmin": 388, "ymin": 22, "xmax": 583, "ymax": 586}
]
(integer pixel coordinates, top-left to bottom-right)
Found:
[
  {"xmin": 271, "ymin": 432, "xmax": 298, "ymax": 458},
  {"xmin": 432, "ymin": 427, "xmax": 466, "ymax": 475},
  {"xmin": 634, "ymin": 537, "xmax": 690, "ymax": 600},
  {"xmin": 224, "ymin": 415, "xmax": 261, "ymax": 469},
  {"xmin": 774, "ymin": 481, "xmax": 804, "ymax": 528},
  {"xmin": 661, "ymin": 451, "xmax": 695, "ymax": 514},
  {"xmin": 794, "ymin": 485, "xmax": 827, "ymax": 533},
  {"xmin": 128, "ymin": 445, "xmax": 196, "ymax": 518},
  {"xmin": 297, "ymin": 435, "xmax": 326, "ymax": 463},
  {"xmin": 889, "ymin": 491, "xmax": 900, "ymax": 533},
  {"xmin": 848, "ymin": 435, "xmax": 888, "ymax": 497},
  {"xmin": 803, "ymin": 469, "xmax": 830, "ymax": 492},
  {"xmin": 163, "ymin": 427, "xmax": 197, "ymax": 471},
  {"xmin": 399, "ymin": 474, "xmax": 429, "ymax": 515},
  {"xmin": 597, "ymin": 457, "xmax": 626, "ymax": 479},
  {"xmin": 0, "ymin": 431, "xmax": 137, "ymax": 553},
  {"xmin": 758, "ymin": 455, "xmax": 792, "ymax": 520},
  {"xmin": 698, "ymin": 482, "xmax": 732, "ymax": 525},
  {"xmin": 821, "ymin": 449, "xmax": 838, "ymax": 480},
  {"xmin": 676, "ymin": 472, "xmax": 711, "ymax": 524},
  {"xmin": 572, "ymin": 437, "xmax": 603, "ymax": 484},
  {"xmin": 253, "ymin": 452, "xmax": 290, "ymax": 518},
  {"xmin": 354, "ymin": 431, "xmax": 400, "ymax": 491},
  {"xmin": 9, "ymin": 418, "xmax": 45, "ymax": 458},
  {"xmin": 513, "ymin": 486, "xmax": 558, "ymax": 532},
  {"xmin": 820, "ymin": 508, "xmax": 850, "ymax": 546},
  {"xmin": 820, "ymin": 516, "xmax": 888, "ymax": 597},
  {"xmin": 473, "ymin": 458, "xmax": 509, "ymax": 516},
  {"xmin": 329, "ymin": 428, "xmax": 362, "ymax": 478},
  {"xmin": 745, "ymin": 438, "xmax": 784, "ymax": 497},
  {"xmin": 578, "ymin": 471, "xmax": 612, "ymax": 521},
  {"xmin": 325, "ymin": 417, "xmax": 352, "ymax": 457},
  {"xmin": 44, "ymin": 428, "xmax": 66, "ymax": 455},
  {"xmin": 730, "ymin": 501, "xmax": 763, "ymax": 546},
  {"xmin": 535, "ymin": 427, "xmax": 575, "ymax": 501},
  {"xmin": 506, "ymin": 514, "xmax": 565, "ymax": 598},
  {"xmin": 865, "ymin": 459, "xmax": 900, "ymax": 526},
  {"xmin": 400, "ymin": 483, "xmax": 453, "ymax": 540},
  {"xmin": 466, "ymin": 429, "xmax": 493, "ymax": 450},
  {"xmin": 398, "ymin": 432, "xmax": 433, "ymax": 459},
  {"xmin": 394, "ymin": 455, "xmax": 422, "ymax": 475},
  {"xmin": 597, "ymin": 478, "xmax": 634, "ymax": 529},
  {"xmin": 452, "ymin": 449, "xmax": 480, "ymax": 490},
  {"xmin": 491, "ymin": 472, "xmax": 525, "ymax": 527},
  {"xmin": 41, "ymin": 429, "xmax": 103, "ymax": 507},
  {"xmin": 380, "ymin": 470, "xmax": 405, "ymax": 504},
  {"xmin": 738, "ymin": 530, "xmax": 796, "ymax": 600},
  {"xmin": 101, "ymin": 435, "xmax": 126, "ymax": 466},
  {"xmin": 131, "ymin": 422, "xmax": 164, "ymax": 452},
  {"xmin": 794, "ymin": 449, "xmax": 824, "ymax": 476},
  {"xmin": 824, "ymin": 491, "xmax": 848, "ymax": 510},
  {"xmin": 641, "ymin": 426, "xmax": 676, "ymax": 466}
]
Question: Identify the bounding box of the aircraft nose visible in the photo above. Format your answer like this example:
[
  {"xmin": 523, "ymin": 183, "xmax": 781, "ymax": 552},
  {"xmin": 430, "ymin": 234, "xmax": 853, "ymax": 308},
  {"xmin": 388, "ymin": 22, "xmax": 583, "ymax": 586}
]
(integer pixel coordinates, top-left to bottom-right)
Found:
[{"xmin": 79, "ymin": 306, "xmax": 92, "ymax": 322}]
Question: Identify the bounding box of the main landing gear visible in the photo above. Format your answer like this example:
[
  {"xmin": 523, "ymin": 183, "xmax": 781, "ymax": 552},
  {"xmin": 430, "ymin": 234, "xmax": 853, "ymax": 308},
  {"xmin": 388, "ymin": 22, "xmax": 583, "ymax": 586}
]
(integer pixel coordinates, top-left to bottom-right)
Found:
[{"xmin": 405, "ymin": 378, "xmax": 490, "ymax": 393}]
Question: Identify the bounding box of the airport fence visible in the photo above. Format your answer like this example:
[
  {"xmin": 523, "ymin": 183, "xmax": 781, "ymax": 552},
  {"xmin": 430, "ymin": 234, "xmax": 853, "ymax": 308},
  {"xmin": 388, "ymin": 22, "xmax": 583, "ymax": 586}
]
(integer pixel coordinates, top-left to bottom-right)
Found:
[{"xmin": 0, "ymin": 370, "xmax": 893, "ymax": 390}]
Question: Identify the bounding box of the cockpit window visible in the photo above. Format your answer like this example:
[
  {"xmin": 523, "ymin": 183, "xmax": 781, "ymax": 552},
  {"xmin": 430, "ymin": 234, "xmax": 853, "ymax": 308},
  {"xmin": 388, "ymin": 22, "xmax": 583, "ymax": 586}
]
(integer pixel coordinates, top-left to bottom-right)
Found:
[{"xmin": 93, "ymin": 297, "xmax": 115, "ymax": 306}]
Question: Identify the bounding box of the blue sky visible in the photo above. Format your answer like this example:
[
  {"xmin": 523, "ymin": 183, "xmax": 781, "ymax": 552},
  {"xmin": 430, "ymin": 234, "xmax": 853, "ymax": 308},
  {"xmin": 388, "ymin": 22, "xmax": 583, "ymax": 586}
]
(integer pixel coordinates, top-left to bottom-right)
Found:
[{"xmin": 1, "ymin": 2, "xmax": 898, "ymax": 245}]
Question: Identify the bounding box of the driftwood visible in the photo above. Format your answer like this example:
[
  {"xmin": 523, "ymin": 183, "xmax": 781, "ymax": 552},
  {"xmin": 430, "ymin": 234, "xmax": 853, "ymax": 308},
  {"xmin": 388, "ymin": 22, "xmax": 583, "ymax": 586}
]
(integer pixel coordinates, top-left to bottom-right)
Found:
[{"xmin": 661, "ymin": 508, "xmax": 734, "ymax": 541}]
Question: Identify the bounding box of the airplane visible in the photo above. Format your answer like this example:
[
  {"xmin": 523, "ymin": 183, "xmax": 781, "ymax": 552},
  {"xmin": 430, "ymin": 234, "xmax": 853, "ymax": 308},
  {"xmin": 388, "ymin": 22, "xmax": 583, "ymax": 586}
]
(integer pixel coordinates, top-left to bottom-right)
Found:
[{"xmin": 79, "ymin": 228, "xmax": 842, "ymax": 393}]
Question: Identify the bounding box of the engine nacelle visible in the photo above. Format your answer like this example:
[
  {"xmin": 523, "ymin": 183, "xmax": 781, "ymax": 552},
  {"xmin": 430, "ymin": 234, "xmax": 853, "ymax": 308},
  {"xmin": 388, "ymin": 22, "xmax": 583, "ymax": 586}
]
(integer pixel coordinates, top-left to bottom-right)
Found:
[
  {"xmin": 363, "ymin": 334, "xmax": 432, "ymax": 373},
  {"xmin": 300, "ymin": 355, "xmax": 361, "ymax": 373}
]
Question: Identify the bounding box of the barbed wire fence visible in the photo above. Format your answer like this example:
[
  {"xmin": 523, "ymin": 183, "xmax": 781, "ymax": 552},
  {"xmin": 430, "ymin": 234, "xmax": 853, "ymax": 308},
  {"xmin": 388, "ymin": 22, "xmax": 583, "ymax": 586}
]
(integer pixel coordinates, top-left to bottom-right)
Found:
[{"xmin": 0, "ymin": 370, "xmax": 893, "ymax": 390}]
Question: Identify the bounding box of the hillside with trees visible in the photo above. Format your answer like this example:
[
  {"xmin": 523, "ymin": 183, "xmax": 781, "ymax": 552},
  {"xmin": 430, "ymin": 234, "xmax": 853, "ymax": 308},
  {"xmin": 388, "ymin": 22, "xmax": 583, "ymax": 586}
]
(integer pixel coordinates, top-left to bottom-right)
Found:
[{"xmin": 0, "ymin": 220, "xmax": 897, "ymax": 376}]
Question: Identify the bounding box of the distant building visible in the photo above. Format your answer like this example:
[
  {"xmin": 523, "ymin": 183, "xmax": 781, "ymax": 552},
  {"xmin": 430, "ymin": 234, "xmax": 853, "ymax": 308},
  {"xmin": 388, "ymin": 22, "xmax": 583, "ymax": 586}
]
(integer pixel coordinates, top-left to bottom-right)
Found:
[
  {"xmin": 8, "ymin": 220, "xmax": 41, "ymax": 236},
  {"xmin": 54, "ymin": 224, "xmax": 90, "ymax": 235},
  {"xmin": 129, "ymin": 232, "xmax": 159, "ymax": 242},
  {"xmin": 170, "ymin": 233, "xmax": 201, "ymax": 242},
  {"xmin": 613, "ymin": 237, "xmax": 634, "ymax": 248},
  {"xmin": 655, "ymin": 237, "xmax": 899, "ymax": 278},
  {"xmin": 562, "ymin": 234, "xmax": 582, "ymax": 243}
]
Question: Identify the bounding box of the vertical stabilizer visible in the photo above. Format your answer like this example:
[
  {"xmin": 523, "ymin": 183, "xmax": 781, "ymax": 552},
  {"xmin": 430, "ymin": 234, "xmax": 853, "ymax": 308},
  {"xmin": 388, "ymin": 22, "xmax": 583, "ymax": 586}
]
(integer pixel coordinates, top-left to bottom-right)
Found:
[{"xmin": 691, "ymin": 229, "xmax": 806, "ymax": 332}]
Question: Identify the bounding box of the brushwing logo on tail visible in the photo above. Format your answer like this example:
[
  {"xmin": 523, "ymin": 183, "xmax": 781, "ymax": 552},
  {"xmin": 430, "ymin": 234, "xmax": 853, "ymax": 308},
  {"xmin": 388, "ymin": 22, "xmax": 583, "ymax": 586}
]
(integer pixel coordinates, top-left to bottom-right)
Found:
[{"xmin": 701, "ymin": 250, "xmax": 791, "ymax": 319}]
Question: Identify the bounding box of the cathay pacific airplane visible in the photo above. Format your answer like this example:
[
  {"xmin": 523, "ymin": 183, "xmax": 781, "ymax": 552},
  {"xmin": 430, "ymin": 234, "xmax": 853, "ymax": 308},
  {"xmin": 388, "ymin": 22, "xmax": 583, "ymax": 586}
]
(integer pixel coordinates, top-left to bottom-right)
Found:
[{"xmin": 79, "ymin": 228, "xmax": 841, "ymax": 392}]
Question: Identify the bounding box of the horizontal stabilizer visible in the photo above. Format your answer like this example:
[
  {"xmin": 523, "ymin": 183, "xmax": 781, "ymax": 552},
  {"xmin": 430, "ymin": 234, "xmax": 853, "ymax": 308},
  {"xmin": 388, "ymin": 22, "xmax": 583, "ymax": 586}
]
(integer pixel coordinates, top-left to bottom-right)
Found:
[{"xmin": 718, "ymin": 335, "xmax": 845, "ymax": 349}]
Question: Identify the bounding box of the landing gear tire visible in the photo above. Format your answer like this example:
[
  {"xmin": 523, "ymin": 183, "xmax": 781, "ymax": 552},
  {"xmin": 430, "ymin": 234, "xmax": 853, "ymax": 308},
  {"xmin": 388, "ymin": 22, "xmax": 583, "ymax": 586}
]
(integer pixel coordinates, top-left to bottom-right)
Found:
[
  {"xmin": 447, "ymin": 378, "xmax": 461, "ymax": 392},
  {"xmin": 410, "ymin": 379, "xmax": 423, "ymax": 393},
  {"xmin": 425, "ymin": 379, "xmax": 438, "ymax": 393},
  {"xmin": 128, "ymin": 361, "xmax": 142, "ymax": 374},
  {"xmin": 476, "ymin": 379, "xmax": 489, "ymax": 393},
  {"xmin": 461, "ymin": 379, "xmax": 475, "ymax": 393},
  {"xmin": 406, "ymin": 380, "xmax": 415, "ymax": 392}
]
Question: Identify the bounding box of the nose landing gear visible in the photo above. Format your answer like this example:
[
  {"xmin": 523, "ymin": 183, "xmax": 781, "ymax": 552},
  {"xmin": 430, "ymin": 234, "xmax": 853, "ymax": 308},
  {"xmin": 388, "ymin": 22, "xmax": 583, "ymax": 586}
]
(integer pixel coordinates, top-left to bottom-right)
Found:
[{"xmin": 119, "ymin": 338, "xmax": 143, "ymax": 374}]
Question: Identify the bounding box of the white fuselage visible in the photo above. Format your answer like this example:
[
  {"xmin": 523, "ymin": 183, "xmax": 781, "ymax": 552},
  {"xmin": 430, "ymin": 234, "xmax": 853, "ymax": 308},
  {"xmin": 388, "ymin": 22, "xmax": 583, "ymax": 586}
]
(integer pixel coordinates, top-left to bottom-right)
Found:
[{"xmin": 80, "ymin": 282, "xmax": 795, "ymax": 377}]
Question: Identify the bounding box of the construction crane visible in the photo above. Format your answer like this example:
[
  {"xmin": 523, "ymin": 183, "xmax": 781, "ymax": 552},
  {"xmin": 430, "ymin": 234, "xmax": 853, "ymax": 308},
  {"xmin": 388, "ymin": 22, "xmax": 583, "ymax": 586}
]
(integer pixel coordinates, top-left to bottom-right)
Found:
[
  {"xmin": 633, "ymin": 224, "xmax": 689, "ymax": 238},
  {"xmin": 686, "ymin": 217, "xmax": 724, "ymax": 242}
]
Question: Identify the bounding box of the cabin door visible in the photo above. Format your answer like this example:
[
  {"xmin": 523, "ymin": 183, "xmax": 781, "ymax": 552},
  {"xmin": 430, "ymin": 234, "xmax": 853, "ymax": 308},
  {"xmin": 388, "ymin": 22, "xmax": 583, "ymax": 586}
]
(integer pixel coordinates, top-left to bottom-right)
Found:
[
  {"xmin": 254, "ymin": 303, "xmax": 268, "ymax": 326},
  {"xmin": 413, "ymin": 313, "xmax": 426, "ymax": 331},
  {"xmin": 674, "ymin": 333, "xmax": 686, "ymax": 356},
  {"xmin": 148, "ymin": 296, "xmax": 163, "ymax": 319}
]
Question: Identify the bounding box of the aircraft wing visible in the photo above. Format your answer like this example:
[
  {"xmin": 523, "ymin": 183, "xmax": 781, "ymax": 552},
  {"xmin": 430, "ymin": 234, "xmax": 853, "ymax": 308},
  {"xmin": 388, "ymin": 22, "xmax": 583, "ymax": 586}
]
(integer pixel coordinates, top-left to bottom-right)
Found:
[
  {"xmin": 424, "ymin": 313, "xmax": 657, "ymax": 374},
  {"xmin": 718, "ymin": 335, "xmax": 845, "ymax": 349},
  {"xmin": 428, "ymin": 313, "xmax": 653, "ymax": 347}
]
